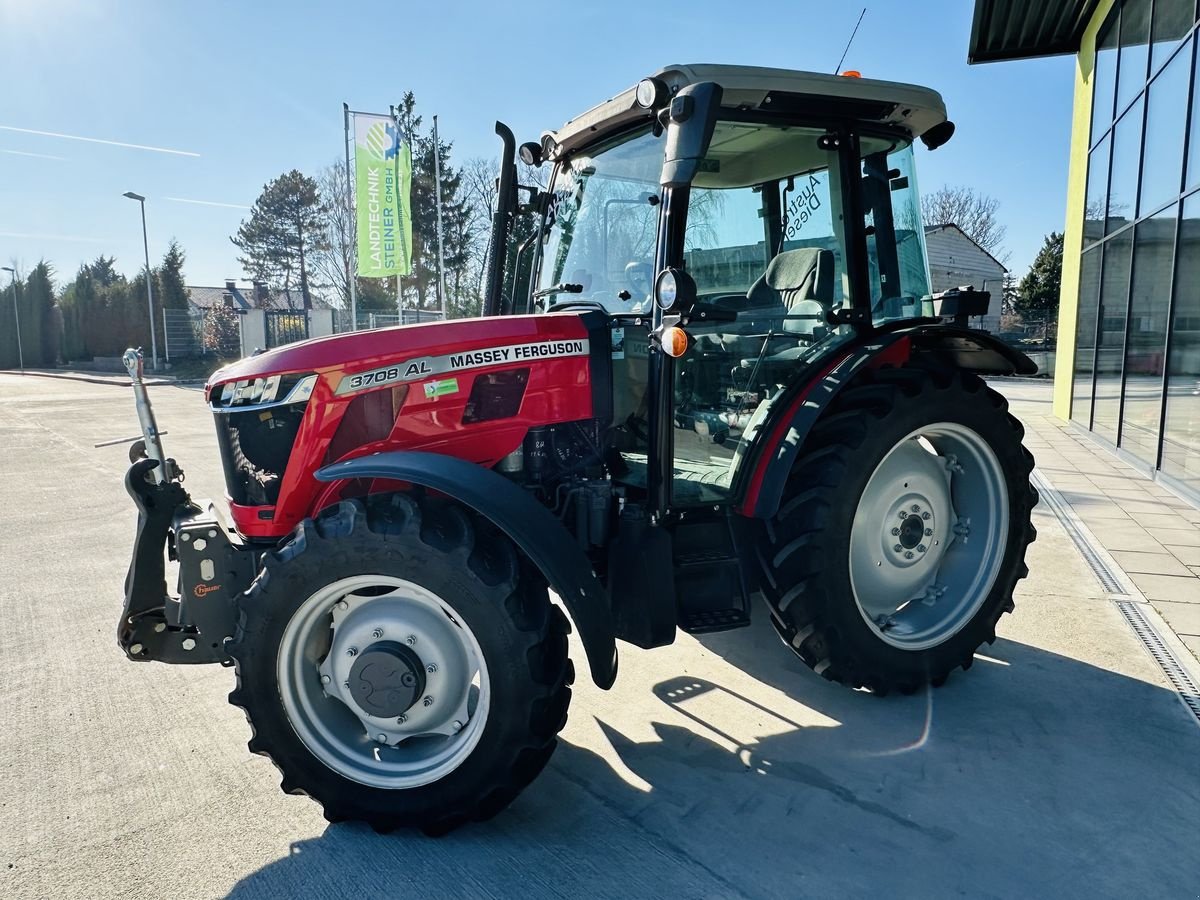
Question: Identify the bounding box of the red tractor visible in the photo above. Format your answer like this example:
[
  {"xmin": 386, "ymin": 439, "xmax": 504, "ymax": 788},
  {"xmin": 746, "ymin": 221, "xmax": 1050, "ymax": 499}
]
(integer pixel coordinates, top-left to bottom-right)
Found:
[{"xmin": 119, "ymin": 64, "xmax": 1037, "ymax": 833}]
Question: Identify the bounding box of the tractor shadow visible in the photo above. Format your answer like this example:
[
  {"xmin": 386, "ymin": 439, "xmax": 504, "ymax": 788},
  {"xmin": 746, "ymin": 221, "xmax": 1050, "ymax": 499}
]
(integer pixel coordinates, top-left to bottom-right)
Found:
[{"xmin": 225, "ymin": 617, "xmax": 1200, "ymax": 899}]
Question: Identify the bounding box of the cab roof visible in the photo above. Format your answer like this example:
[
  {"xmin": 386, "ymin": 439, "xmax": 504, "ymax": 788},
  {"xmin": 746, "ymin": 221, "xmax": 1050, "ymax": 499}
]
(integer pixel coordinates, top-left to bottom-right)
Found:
[{"xmin": 542, "ymin": 63, "xmax": 948, "ymax": 161}]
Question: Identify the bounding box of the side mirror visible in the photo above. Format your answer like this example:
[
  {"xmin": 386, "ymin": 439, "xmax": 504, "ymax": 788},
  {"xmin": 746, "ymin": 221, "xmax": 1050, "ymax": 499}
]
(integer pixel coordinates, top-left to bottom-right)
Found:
[
  {"xmin": 920, "ymin": 120, "xmax": 956, "ymax": 151},
  {"xmin": 654, "ymin": 267, "xmax": 697, "ymax": 313},
  {"xmin": 660, "ymin": 82, "xmax": 723, "ymax": 188}
]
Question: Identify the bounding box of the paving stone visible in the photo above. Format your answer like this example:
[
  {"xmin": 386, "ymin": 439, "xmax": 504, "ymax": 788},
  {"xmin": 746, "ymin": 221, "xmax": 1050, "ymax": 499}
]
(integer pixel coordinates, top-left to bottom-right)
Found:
[
  {"xmin": 1169, "ymin": 544, "xmax": 1200, "ymax": 565},
  {"xmin": 1128, "ymin": 572, "xmax": 1200, "ymax": 603},
  {"xmin": 1145, "ymin": 527, "xmax": 1200, "ymax": 547},
  {"xmin": 1151, "ymin": 600, "xmax": 1200, "ymax": 634},
  {"xmin": 1119, "ymin": 499, "xmax": 1184, "ymax": 517},
  {"xmin": 1082, "ymin": 522, "xmax": 1165, "ymax": 552},
  {"xmin": 1124, "ymin": 510, "xmax": 1196, "ymax": 530},
  {"xmin": 1110, "ymin": 550, "xmax": 1194, "ymax": 577},
  {"xmin": 1178, "ymin": 633, "xmax": 1200, "ymax": 664}
]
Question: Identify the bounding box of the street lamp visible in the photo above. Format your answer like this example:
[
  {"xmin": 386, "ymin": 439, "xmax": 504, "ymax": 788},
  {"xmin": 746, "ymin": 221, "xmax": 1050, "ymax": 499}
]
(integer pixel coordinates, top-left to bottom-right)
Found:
[
  {"xmin": 1, "ymin": 265, "xmax": 20, "ymax": 374},
  {"xmin": 122, "ymin": 191, "xmax": 158, "ymax": 370}
]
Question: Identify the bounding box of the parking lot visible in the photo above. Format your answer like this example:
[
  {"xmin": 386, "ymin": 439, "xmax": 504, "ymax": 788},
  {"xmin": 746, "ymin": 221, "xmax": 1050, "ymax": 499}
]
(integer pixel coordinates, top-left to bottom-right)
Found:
[{"xmin": 3, "ymin": 372, "xmax": 1199, "ymax": 899}]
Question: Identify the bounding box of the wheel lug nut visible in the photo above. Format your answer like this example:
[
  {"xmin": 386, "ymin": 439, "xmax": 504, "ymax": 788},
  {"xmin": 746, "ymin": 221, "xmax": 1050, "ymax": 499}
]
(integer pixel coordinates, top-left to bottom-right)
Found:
[
  {"xmin": 891, "ymin": 527, "xmax": 900, "ymax": 536},
  {"xmin": 918, "ymin": 544, "xmax": 927, "ymax": 553},
  {"xmin": 898, "ymin": 511, "xmax": 907, "ymax": 519},
  {"xmin": 372, "ymin": 628, "xmax": 384, "ymax": 639},
  {"xmin": 904, "ymin": 551, "xmax": 914, "ymax": 559},
  {"xmin": 406, "ymin": 635, "xmax": 417, "ymax": 646},
  {"xmin": 346, "ymin": 646, "xmax": 358, "ymax": 657},
  {"xmin": 922, "ymin": 512, "xmax": 931, "ymax": 521},
  {"xmin": 426, "ymin": 663, "xmax": 437, "ymax": 674},
  {"xmin": 911, "ymin": 504, "xmax": 920, "ymax": 513},
  {"xmin": 397, "ymin": 714, "xmax": 408, "ymax": 724},
  {"xmin": 343, "ymin": 680, "xmax": 350, "ymax": 689},
  {"xmin": 893, "ymin": 544, "xmax": 903, "ymax": 552},
  {"xmin": 924, "ymin": 528, "xmax": 933, "ymax": 536},
  {"xmin": 422, "ymin": 695, "xmax": 434, "ymax": 707}
]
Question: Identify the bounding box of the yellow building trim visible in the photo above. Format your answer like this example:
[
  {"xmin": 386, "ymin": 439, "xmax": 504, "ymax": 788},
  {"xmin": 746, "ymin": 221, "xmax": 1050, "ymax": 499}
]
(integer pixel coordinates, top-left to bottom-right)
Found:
[{"xmin": 1054, "ymin": 0, "xmax": 1118, "ymax": 419}]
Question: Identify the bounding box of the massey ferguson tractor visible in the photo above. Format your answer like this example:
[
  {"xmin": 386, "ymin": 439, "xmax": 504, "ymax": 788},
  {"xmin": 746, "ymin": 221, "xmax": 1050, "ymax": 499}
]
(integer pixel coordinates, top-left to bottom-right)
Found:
[{"xmin": 118, "ymin": 64, "xmax": 1037, "ymax": 833}]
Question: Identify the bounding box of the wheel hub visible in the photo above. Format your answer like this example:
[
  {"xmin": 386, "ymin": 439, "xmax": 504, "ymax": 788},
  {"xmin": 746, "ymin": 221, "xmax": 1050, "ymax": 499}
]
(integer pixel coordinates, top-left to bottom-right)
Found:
[
  {"xmin": 314, "ymin": 585, "xmax": 477, "ymax": 748},
  {"xmin": 347, "ymin": 641, "xmax": 426, "ymax": 718}
]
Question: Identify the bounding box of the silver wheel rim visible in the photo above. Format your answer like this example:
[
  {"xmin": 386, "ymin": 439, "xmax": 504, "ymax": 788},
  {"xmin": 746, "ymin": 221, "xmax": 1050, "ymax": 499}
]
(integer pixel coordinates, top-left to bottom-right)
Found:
[
  {"xmin": 848, "ymin": 421, "xmax": 1009, "ymax": 651},
  {"xmin": 277, "ymin": 574, "xmax": 490, "ymax": 789}
]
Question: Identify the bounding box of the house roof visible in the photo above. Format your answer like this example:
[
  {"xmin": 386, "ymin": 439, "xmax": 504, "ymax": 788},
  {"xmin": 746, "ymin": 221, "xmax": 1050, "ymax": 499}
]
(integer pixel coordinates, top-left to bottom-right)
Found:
[
  {"xmin": 185, "ymin": 284, "xmax": 332, "ymax": 311},
  {"xmin": 968, "ymin": 0, "xmax": 1102, "ymax": 64},
  {"xmin": 924, "ymin": 223, "xmax": 1009, "ymax": 273}
]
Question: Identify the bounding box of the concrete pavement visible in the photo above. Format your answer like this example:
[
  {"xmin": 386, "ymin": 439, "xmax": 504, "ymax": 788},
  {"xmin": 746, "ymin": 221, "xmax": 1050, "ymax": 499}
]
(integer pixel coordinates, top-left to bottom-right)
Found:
[{"xmin": 1, "ymin": 373, "xmax": 1198, "ymax": 899}]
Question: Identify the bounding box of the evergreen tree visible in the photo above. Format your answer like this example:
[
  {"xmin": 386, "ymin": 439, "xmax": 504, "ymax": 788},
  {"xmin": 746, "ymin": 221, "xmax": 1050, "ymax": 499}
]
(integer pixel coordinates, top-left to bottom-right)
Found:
[
  {"xmin": 232, "ymin": 170, "xmax": 327, "ymax": 309},
  {"xmin": 1016, "ymin": 232, "xmax": 1064, "ymax": 322},
  {"xmin": 393, "ymin": 92, "xmax": 471, "ymax": 313},
  {"xmin": 159, "ymin": 240, "xmax": 190, "ymax": 310},
  {"xmin": 26, "ymin": 262, "xmax": 55, "ymax": 365}
]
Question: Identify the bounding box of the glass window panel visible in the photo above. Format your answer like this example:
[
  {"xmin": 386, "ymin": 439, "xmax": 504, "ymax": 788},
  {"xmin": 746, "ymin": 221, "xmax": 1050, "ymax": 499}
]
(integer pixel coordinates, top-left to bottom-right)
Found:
[
  {"xmin": 1093, "ymin": 10, "xmax": 1120, "ymax": 144},
  {"xmin": 1120, "ymin": 204, "xmax": 1178, "ymax": 464},
  {"xmin": 1117, "ymin": 0, "xmax": 1152, "ymax": 113},
  {"xmin": 1073, "ymin": 247, "xmax": 1103, "ymax": 427},
  {"xmin": 1151, "ymin": 0, "xmax": 1193, "ymax": 73},
  {"xmin": 1107, "ymin": 98, "xmax": 1145, "ymax": 233},
  {"xmin": 1186, "ymin": 41, "xmax": 1200, "ymax": 189},
  {"xmin": 1161, "ymin": 194, "xmax": 1200, "ymax": 488},
  {"xmin": 1086, "ymin": 135, "xmax": 1111, "ymax": 244},
  {"xmin": 1139, "ymin": 42, "xmax": 1190, "ymax": 215},
  {"xmin": 1093, "ymin": 228, "xmax": 1134, "ymax": 442}
]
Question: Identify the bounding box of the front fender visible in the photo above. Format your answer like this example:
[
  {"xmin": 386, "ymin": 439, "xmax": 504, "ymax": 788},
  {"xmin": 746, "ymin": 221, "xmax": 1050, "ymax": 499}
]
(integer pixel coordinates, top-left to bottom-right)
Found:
[{"xmin": 314, "ymin": 451, "xmax": 618, "ymax": 689}]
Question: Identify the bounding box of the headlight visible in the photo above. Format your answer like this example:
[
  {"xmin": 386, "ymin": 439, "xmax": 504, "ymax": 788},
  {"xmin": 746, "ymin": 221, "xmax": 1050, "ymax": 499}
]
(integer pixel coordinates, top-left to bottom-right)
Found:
[{"xmin": 213, "ymin": 373, "xmax": 317, "ymax": 411}]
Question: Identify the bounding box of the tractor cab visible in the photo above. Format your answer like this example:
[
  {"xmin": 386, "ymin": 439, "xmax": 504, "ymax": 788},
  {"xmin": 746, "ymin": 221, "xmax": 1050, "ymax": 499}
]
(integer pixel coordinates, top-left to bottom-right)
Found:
[{"xmin": 496, "ymin": 64, "xmax": 966, "ymax": 512}]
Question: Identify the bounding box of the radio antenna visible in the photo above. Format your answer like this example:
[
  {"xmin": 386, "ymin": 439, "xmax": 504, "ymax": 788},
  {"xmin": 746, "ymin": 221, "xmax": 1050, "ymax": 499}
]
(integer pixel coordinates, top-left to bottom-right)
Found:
[{"xmin": 833, "ymin": 8, "xmax": 867, "ymax": 75}]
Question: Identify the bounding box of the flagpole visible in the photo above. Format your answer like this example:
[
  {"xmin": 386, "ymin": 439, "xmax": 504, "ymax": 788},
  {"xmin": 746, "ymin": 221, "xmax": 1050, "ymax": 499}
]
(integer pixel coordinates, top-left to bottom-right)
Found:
[
  {"xmin": 342, "ymin": 103, "xmax": 359, "ymax": 332},
  {"xmin": 432, "ymin": 114, "xmax": 448, "ymax": 318},
  {"xmin": 398, "ymin": 103, "xmax": 412, "ymax": 326}
]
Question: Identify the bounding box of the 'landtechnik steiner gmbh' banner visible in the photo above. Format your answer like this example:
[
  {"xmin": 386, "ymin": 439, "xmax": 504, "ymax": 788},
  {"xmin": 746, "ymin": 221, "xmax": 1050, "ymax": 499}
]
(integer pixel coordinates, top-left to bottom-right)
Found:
[{"xmin": 353, "ymin": 113, "xmax": 412, "ymax": 278}]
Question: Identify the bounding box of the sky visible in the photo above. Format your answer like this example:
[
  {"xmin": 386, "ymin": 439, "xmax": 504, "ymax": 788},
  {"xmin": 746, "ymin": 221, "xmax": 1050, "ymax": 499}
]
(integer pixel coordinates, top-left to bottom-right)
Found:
[{"xmin": 0, "ymin": 0, "xmax": 1076, "ymax": 291}]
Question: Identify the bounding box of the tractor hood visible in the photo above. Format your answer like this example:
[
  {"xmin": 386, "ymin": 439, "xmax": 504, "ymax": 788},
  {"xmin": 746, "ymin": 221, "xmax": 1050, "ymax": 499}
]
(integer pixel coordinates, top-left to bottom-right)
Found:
[{"xmin": 206, "ymin": 312, "xmax": 599, "ymax": 397}]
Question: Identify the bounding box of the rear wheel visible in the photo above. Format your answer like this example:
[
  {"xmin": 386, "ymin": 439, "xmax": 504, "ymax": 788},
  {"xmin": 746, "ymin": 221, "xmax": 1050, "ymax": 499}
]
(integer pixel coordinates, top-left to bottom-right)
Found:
[
  {"xmin": 759, "ymin": 364, "xmax": 1036, "ymax": 694},
  {"xmin": 228, "ymin": 495, "xmax": 572, "ymax": 833}
]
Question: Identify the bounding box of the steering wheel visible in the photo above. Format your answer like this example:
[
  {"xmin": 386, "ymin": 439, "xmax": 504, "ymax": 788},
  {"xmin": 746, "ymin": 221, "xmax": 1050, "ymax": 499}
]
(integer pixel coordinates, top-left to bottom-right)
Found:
[{"xmin": 624, "ymin": 261, "xmax": 655, "ymax": 299}]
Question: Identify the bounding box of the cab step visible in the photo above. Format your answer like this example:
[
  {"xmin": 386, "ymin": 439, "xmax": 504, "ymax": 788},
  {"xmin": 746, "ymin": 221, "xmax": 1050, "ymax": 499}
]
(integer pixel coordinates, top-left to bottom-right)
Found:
[{"xmin": 673, "ymin": 518, "xmax": 752, "ymax": 634}]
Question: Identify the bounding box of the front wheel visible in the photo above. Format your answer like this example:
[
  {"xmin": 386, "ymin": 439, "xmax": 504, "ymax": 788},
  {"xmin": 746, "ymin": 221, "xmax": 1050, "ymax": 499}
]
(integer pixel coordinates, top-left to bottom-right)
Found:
[
  {"xmin": 759, "ymin": 364, "xmax": 1037, "ymax": 694},
  {"xmin": 227, "ymin": 496, "xmax": 573, "ymax": 834}
]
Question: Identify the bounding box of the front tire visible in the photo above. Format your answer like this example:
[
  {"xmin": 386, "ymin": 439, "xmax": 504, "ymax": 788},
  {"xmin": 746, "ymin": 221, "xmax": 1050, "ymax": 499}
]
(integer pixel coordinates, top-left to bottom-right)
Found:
[
  {"xmin": 759, "ymin": 364, "xmax": 1037, "ymax": 695},
  {"xmin": 228, "ymin": 495, "xmax": 573, "ymax": 834}
]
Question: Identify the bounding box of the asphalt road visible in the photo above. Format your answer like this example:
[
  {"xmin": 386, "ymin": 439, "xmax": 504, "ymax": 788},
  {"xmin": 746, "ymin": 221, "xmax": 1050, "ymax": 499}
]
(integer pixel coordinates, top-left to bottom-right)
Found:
[{"xmin": 2, "ymin": 373, "xmax": 1198, "ymax": 899}]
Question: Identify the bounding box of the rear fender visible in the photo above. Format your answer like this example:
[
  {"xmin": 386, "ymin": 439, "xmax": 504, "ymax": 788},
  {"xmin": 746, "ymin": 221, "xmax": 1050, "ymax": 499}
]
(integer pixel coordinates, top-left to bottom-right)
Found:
[
  {"xmin": 738, "ymin": 326, "xmax": 1036, "ymax": 520},
  {"xmin": 314, "ymin": 451, "xmax": 618, "ymax": 689}
]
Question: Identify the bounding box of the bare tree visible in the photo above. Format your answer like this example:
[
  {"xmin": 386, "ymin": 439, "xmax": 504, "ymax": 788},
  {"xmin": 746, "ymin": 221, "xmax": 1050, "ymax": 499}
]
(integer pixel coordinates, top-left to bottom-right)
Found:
[
  {"xmin": 921, "ymin": 185, "xmax": 1008, "ymax": 262},
  {"xmin": 312, "ymin": 160, "xmax": 353, "ymax": 308}
]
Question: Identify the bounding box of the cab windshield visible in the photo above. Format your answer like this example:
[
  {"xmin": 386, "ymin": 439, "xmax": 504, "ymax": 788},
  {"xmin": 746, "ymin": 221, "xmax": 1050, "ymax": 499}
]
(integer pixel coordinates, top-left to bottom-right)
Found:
[{"xmin": 534, "ymin": 128, "xmax": 662, "ymax": 314}]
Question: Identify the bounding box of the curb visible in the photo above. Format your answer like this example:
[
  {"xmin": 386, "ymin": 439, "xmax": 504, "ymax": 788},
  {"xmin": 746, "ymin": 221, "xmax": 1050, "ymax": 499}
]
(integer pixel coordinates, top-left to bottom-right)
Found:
[{"xmin": 5, "ymin": 370, "xmax": 177, "ymax": 387}]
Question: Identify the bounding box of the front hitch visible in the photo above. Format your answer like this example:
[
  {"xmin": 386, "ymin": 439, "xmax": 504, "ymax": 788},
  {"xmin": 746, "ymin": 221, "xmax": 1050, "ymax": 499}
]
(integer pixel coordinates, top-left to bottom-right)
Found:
[{"xmin": 117, "ymin": 349, "xmax": 254, "ymax": 664}]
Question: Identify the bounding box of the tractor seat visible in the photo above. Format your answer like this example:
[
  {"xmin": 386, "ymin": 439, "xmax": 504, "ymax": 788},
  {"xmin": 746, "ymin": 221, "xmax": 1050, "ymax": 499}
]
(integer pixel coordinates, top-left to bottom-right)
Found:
[{"xmin": 746, "ymin": 247, "xmax": 835, "ymax": 336}]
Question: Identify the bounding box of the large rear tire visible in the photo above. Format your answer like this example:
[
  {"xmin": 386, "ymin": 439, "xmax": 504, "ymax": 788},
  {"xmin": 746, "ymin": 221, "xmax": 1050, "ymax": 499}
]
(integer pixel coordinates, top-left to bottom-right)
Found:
[
  {"xmin": 759, "ymin": 363, "xmax": 1037, "ymax": 695},
  {"xmin": 227, "ymin": 495, "xmax": 572, "ymax": 834}
]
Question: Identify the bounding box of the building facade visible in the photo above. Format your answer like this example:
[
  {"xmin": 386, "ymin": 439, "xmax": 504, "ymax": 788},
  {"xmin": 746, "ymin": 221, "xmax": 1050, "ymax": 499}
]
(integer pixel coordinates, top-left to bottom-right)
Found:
[{"xmin": 973, "ymin": 0, "xmax": 1200, "ymax": 501}]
